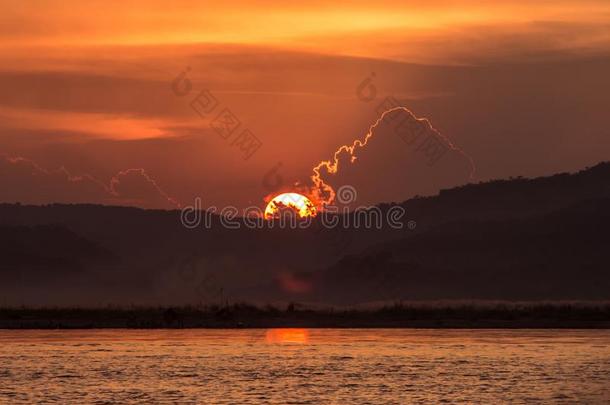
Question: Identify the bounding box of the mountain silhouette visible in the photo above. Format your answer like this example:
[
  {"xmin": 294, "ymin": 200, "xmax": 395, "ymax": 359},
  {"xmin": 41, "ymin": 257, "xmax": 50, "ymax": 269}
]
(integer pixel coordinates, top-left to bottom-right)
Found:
[{"xmin": 1, "ymin": 162, "xmax": 609, "ymax": 306}]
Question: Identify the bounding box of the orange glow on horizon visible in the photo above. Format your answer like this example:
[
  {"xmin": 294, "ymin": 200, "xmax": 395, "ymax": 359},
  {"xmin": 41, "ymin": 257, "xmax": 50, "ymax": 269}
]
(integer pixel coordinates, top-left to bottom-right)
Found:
[{"xmin": 265, "ymin": 329, "xmax": 309, "ymax": 344}]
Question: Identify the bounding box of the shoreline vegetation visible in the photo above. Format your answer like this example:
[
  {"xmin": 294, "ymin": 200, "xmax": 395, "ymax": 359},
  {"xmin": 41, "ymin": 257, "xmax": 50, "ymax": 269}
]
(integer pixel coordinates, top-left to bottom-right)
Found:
[{"xmin": 1, "ymin": 302, "xmax": 610, "ymax": 329}]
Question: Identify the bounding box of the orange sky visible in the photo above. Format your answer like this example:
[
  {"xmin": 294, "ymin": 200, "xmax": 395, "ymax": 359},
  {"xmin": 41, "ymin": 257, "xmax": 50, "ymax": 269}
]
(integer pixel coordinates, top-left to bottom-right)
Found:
[
  {"xmin": 3, "ymin": 1, "xmax": 610, "ymax": 59},
  {"xmin": 1, "ymin": 1, "xmax": 610, "ymax": 209}
]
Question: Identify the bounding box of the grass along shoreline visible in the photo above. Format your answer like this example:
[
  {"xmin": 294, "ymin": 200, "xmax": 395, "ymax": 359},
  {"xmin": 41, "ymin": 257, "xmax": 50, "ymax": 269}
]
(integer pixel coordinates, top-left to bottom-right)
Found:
[{"xmin": 1, "ymin": 302, "xmax": 610, "ymax": 329}]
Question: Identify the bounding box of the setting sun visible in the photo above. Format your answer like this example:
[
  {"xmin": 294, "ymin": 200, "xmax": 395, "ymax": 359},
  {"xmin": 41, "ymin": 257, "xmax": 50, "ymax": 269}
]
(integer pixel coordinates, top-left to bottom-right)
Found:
[{"xmin": 264, "ymin": 193, "xmax": 317, "ymax": 219}]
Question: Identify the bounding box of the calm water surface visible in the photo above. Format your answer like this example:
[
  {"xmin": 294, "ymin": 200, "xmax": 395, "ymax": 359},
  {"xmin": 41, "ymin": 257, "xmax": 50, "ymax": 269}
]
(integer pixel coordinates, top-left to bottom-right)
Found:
[{"xmin": 0, "ymin": 329, "xmax": 609, "ymax": 404}]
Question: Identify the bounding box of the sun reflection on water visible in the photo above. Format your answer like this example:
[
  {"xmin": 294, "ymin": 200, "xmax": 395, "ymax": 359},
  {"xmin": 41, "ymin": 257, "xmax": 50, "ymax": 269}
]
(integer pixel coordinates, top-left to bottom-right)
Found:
[{"xmin": 265, "ymin": 328, "xmax": 309, "ymax": 344}]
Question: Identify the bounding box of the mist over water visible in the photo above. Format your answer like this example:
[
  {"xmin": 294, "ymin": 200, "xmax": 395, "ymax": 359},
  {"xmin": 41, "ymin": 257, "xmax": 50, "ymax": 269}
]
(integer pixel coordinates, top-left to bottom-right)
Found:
[{"xmin": 1, "ymin": 329, "xmax": 609, "ymax": 404}]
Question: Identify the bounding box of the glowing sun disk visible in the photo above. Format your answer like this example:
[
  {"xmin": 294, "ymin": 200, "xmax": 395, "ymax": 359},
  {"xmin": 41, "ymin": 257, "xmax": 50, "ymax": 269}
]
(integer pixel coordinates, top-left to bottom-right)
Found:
[{"xmin": 264, "ymin": 192, "xmax": 317, "ymax": 219}]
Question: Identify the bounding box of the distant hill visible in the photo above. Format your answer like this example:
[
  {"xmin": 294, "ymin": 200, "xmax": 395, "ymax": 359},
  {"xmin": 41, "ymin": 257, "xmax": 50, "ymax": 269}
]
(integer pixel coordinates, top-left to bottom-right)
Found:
[
  {"xmin": 288, "ymin": 198, "xmax": 610, "ymax": 304},
  {"xmin": 1, "ymin": 162, "xmax": 609, "ymax": 306},
  {"xmin": 0, "ymin": 224, "xmax": 115, "ymax": 280}
]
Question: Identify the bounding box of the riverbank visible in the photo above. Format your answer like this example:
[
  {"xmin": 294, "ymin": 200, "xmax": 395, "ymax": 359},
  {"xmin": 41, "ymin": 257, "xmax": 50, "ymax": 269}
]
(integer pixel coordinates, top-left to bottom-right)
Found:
[{"xmin": 2, "ymin": 303, "xmax": 610, "ymax": 329}]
